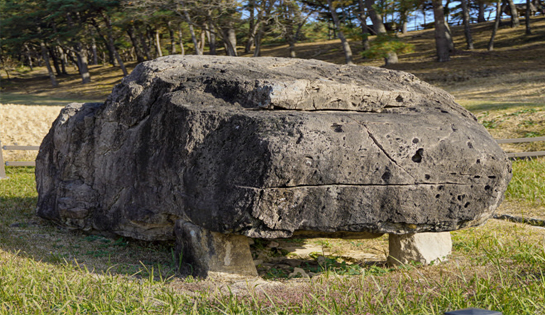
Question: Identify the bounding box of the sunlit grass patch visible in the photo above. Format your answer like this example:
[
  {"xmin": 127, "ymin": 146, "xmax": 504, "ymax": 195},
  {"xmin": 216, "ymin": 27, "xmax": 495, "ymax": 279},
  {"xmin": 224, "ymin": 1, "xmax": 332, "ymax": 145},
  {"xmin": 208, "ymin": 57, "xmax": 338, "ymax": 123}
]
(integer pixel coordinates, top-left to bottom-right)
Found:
[
  {"xmin": 0, "ymin": 166, "xmax": 36, "ymax": 226},
  {"xmin": 507, "ymin": 158, "xmax": 545, "ymax": 207},
  {"xmin": 0, "ymin": 250, "xmax": 194, "ymax": 314}
]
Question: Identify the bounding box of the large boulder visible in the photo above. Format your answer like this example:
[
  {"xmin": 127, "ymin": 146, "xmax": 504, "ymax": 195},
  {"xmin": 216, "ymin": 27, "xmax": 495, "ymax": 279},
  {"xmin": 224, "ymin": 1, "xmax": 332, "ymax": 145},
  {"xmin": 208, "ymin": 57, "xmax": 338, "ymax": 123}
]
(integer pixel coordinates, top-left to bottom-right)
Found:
[{"xmin": 36, "ymin": 56, "xmax": 511, "ymax": 275}]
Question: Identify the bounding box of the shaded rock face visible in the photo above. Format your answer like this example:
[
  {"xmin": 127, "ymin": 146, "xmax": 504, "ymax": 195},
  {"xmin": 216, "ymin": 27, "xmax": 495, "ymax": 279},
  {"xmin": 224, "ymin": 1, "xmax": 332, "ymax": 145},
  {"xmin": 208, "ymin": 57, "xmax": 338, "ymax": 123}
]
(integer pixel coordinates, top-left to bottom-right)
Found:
[{"xmin": 36, "ymin": 56, "xmax": 512, "ymax": 241}]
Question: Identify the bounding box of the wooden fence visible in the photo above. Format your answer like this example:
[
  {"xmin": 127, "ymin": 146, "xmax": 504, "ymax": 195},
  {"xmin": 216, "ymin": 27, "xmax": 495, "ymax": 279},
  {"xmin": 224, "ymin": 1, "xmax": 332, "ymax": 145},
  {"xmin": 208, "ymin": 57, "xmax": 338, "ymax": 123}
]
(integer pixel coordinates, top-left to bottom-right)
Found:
[
  {"xmin": 1, "ymin": 137, "xmax": 545, "ymax": 179},
  {"xmin": 0, "ymin": 141, "xmax": 39, "ymax": 179},
  {"xmin": 496, "ymin": 136, "xmax": 545, "ymax": 158}
]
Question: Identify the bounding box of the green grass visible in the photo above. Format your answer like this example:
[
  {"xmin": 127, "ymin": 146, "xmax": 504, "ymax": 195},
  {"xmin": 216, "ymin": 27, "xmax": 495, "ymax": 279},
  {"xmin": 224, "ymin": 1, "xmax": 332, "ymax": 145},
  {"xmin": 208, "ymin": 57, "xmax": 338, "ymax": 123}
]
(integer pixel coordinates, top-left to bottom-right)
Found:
[
  {"xmin": 459, "ymin": 100, "xmax": 545, "ymax": 115},
  {"xmin": 506, "ymin": 158, "xmax": 545, "ymax": 206},
  {"xmin": 1, "ymin": 166, "xmax": 545, "ymax": 314},
  {"xmin": 0, "ymin": 253, "xmax": 192, "ymax": 314},
  {"xmin": 0, "ymin": 166, "xmax": 36, "ymax": 226},
  {"xmin": 0, "ymin": 92, "xmax": 102, "ymax": 106}
]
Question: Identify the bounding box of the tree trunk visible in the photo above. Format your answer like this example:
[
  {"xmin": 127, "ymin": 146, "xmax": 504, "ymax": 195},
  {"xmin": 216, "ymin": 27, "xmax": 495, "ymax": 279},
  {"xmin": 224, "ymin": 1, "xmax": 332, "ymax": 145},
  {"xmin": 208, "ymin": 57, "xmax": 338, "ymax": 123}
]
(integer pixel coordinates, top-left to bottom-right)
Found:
[
  {"xmin": 246, "ymin": 16, "xmax": 264, "ymax": 55},
  {"xmin": 24, "ymin": 44, "xmax": 33, "ymax": 71},
  {"xmin": 365, "ymin": 0, "xmax": 387, "ymax": 34},
  {"xmin": 168, "ymin": 21, "xmax": 177, "ymax": 54},
  {"xmin": 365, "ymin": 0, "xmax": 397, "ymax": 64},
  {"xmin": 399, "ymin": 10, "xmax": 409, "ymax": 34},
  {"xmin": 91, "ymin": 19, "xmax": 116, "ymax": 66},
  {"xmin": 145, "ymin": 28, "xmax": 154, "ymax": 58},
  {"xmin": 282, "ymin": 0, "xmax": 296, "ymax": 58},
  {"xmin": 224, "ymin": 21, "xmax": 238, "ymax": 56},
  {"xmin": 327, "ymin": 0, "xmax": 353, "ymax": 64},
  {"xmin": 285, "ymin": 19, "xmax": 296, "ymax": 58},
  {"xmin": 137, "ymin": 27, "xmax": 152, "ymax": 60},
  {"xmin": 477, "ymin": 1, "xmax": 486, "ymax": 22},
  {"xmin": 199, "ymin": 27, "xmax": 206, "ymax": 53},
  {"xmin": 48, "ymin": 46, "xmax": 62, "ymax": 76},
  {"xmin": 182, "ymin": 9, "xmax": 202, "ymax": 55},
  {"xmin": 432, "ymin": 0, "xmax": 451, "ymax": 62},
  {"xmin": 208, "ymin": 20, "xmax": 217, "ymax": 55},
  {"xmin": 253, "ymin": 23, "xmax": 264, "ymax": 57},
  {"xmin": 461, "ymin": 0, "xmax": 474, "ymax": 49},
  {"xmin": 445, "ymin": 21, "xmax": 455, "ymax": 51},
  {"xmin": 40, "ymin": 41, "xmax": 58, "ymax": 87},
  {"xmin": 357, "ymin": 0, "xmax": 371, "ymax": 51},
  {"xmin": 507, "ymin": 0, "xmax": 520, "ymax": 27},
  {"xmin": 127, "ymin": 25, "xmax": 145, "ymax": 62},
  {"xmin": 57, "ymin": 45, "xmax": 68, "ymax": 75},
  {"xmin": 178, "ymin": 28, "xmax": 185, "ymax": 56},
  {"xmin": 489, "ymin": 1, "xmax": 505, "ymax": 50},
  {"xmin": 155, "ymin": 29, "xmax": 163, "ymax": 57},
  {"xmin": 245, "ymin": 0, "xmax": 255, "ymax": 53},
  {"xmin": 526, "ymin": 0, "xmax": 532, "ymax": 34},
  {"xmin": 67, "ymin": 50, "xmax": 79, "ymax": 70},
  {"xmin": 444, "ymin": 0, "xmax": 451, "ymax": 23},
  {"xmin": 1, "ymin": 55, "xmax": 11, "ymax": 80},
  {"xmin": 102, "ymin": 12, "xmax": 128, "ymax": 76},
  {"xmin": 91, "ymin": 36, "xmax": 98, "ymax": 65},
  {"xmin": 75, "ymin": 42, "xmax": 91, "ymax": 84}
]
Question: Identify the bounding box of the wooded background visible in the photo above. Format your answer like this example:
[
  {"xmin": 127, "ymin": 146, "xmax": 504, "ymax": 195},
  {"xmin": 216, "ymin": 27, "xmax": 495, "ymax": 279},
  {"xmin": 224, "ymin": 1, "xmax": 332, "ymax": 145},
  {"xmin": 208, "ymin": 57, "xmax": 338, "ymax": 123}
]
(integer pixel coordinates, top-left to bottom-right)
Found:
[{"xmin": 1, "ymin": 0, "xmax": 543, "ymax": 87}]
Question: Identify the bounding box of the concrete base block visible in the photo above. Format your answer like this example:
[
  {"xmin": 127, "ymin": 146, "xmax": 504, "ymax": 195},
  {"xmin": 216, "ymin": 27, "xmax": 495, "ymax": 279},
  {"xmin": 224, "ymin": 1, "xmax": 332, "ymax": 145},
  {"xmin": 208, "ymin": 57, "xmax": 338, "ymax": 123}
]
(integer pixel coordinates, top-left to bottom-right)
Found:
[
  {"xmin": 388, "ymin": 232, "xmax": 452, "ymax": 266},
  {"xmin": 174, "ymin": 220, "xmax": 258, "ymax": 278}
]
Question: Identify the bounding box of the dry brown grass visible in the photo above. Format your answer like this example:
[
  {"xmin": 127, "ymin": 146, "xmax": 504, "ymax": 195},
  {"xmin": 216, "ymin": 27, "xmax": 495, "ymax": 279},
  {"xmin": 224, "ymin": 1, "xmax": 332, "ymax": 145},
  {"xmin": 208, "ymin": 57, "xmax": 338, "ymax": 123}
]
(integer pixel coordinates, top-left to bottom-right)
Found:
[
  {"xmin": 1, "ymin": 63, "xmax": 138, "ymax": 101},
  {"xmin": 0, "ymin": 104, "xmax": 64, "ymax": 161}
]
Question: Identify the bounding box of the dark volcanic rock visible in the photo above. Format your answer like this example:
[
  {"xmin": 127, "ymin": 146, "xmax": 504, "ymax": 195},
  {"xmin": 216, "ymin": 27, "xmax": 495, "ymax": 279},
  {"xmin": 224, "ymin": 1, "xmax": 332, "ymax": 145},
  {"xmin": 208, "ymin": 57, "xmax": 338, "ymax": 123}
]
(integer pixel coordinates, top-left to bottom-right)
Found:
[{"xmin": 36, "ymin": 56, "xmax": 512, "ymax": 241}]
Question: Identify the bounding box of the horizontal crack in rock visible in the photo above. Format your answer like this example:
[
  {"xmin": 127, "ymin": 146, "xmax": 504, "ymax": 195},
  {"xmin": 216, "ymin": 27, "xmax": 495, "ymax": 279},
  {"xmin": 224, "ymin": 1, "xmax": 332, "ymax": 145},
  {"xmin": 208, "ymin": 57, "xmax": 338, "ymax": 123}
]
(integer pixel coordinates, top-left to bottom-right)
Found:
[{"xmin": 236, "ymin": 182, "xmax": 467, "ymax": 190}]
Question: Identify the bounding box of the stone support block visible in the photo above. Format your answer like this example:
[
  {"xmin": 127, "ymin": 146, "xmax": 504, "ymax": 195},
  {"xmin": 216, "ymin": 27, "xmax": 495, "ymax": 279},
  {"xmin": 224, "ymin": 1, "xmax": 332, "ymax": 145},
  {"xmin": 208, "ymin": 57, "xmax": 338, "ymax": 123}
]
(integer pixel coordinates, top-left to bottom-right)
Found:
[
  {"xmin": 174, "ymin": 220, "xmax": 258, "ymax": 278},
  {"xmin": 387, "ymin": 232, "xmax": 452, "ymax": 266}
]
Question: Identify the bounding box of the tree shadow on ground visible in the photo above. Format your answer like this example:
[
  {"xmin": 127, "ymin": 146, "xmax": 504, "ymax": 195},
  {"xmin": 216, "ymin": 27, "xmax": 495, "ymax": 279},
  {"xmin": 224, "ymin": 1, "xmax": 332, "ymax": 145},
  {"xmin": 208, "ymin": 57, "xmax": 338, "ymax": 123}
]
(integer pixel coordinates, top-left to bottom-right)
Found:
[{"xmin": 0, "ymin": 193, "xmax": 389, "ymax": 282}]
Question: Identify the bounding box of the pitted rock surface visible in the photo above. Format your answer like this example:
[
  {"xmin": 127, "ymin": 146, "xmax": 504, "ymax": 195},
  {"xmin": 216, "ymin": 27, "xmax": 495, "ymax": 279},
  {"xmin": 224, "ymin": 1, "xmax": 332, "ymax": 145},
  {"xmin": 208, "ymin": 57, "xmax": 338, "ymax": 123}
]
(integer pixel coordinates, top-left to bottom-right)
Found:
[{"xmin": 36, "ymin": 56, "xmax": 512, "ymax": 241}]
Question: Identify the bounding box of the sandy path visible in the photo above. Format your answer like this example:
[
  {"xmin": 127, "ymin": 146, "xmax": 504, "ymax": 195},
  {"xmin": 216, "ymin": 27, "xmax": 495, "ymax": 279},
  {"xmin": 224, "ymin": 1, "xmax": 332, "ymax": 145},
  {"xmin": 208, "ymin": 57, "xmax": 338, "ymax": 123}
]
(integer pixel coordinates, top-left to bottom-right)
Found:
[{"xmin": 1, "ymin": 104, "xmax": 64, "ymax": 161}]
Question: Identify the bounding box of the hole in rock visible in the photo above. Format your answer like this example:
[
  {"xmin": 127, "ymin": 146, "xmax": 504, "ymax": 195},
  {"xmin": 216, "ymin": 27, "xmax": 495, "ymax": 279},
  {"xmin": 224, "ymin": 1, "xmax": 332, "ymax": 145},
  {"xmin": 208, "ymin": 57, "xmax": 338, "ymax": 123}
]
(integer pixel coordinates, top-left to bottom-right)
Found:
[
  {"xmin": 474, "ymin": 175, "xmax": 481, "ymax": 179},
  {"xmin": 411, "ymin": 149, "xmax": 424, "ymax": 163},
  {"xmin": 488, "ymin": 175, "xmax": 496, "ymax": 179},
  {"xmin": 331, "ymin": 124, "xmax": 343, "ymax": 133},
  {"xmin": 485, "ymin": 185, "xmax": 491, "ymax": 190},
  {"xmin": 396, "ymin": 95, "xmax": 404, "ymax": 102},
  {"xmin": 435, "ymin": 194, "xmax": 441, "ymax": 199},
  {"xmin": 425, "ymin": 174, "xmax": 431, "ymax": 180},
  {"xmin": 467, "ymin": 142, "xmax": 473, "ymax": 149},
  {"xmin": 382, "ymin": 170, "xmax": 392, "ymax": 182},
  {"xmin": 412, "ymin": 138, "xmax": 419, "ymax": 144},
  {"xmin": 476, "ymin": 159, "xmax": 481, "ymax": 164},
  {"xmin": 464, "ymin": 202, "xmax": 470, "ymax": 208},
  {"xmin": 438, "ymin": 185, "xmax": 445, "ymax": 191}
]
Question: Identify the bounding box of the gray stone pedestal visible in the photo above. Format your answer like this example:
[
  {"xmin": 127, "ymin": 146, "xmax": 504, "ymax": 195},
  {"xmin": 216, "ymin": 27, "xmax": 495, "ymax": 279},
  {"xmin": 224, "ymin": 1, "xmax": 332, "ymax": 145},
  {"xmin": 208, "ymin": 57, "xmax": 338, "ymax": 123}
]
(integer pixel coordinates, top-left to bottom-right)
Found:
[
  {"xmin": 388, "ymin": 232, "xmax": 452, "ymax": 266},
  {"xmin": 174, "ymin": 220, "xmax": 258, "ymax": 278}
]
